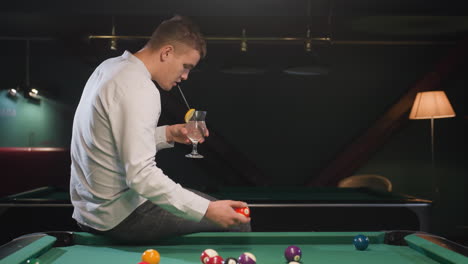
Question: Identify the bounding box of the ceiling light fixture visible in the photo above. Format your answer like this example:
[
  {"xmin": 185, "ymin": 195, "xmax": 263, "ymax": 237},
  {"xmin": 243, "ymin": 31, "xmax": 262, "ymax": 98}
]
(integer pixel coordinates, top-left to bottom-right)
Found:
[
  {"xmin": 283, "ymin": 27, "xmax": 329, "ymax": 76},
  {"xmin": 22, "ymin": 40, "xmax": 41, "ymax": 102},
  {"xmin": 283, "ymin": 0, "xmax": 330, "ymax": 76},
  {"xmin": 219, "ymin": 28, "xmax": 267, "ymax": 75},
  {"xmin": 110, "ymin": 16, "xmax": 118, "ymax": 51}
]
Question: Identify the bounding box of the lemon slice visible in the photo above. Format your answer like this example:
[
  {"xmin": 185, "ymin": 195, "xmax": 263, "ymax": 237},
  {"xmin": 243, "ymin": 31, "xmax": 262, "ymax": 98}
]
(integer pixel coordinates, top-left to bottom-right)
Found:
[{"xmin": 184, "ymin": 109, "xmax": 195, "ymax": 122}]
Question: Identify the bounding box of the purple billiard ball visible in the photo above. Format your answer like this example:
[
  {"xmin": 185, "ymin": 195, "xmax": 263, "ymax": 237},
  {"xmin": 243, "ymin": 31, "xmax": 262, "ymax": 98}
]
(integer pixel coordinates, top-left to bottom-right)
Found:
[
  {"xmin": 284, "ymin": 245, "xmax": 302, "ymax": 262},
  {"xmin": 238, "ymin": 252, "xmax": 256, "ymax": 264}
]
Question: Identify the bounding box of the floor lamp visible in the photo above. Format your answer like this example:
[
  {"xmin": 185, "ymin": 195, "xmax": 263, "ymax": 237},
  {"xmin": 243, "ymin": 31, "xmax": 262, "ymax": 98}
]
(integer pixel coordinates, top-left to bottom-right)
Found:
[{"xmin": 409, "ymin": 91, "xmax": 456, "ymax": 200}]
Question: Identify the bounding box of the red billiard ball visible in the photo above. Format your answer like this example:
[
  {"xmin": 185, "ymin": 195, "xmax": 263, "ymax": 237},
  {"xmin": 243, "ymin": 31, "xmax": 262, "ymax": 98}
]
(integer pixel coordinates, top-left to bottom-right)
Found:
[
  {"xmin": 200, "ymin": 249, "xmax": 218, "ymax": 264},
  {"xmin": 206, "ymin": 255, "xmax": 224, "ymax": 264},
  {"xmin": 235, "ymin": 207, "xmax": 250, "ymax": 217}
]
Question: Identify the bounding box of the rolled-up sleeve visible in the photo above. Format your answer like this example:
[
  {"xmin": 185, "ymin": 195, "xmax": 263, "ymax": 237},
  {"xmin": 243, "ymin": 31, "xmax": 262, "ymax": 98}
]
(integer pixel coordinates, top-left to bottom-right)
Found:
[{"xmin": 155, "ymin": 125, "xmax": 174, "ymax": 151}]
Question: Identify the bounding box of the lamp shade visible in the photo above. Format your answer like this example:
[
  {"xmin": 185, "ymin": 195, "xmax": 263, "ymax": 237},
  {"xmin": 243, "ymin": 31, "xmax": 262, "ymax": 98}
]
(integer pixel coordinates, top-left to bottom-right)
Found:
[
  {"xmin": 283, "ymin": 64, "xmax": 329, "ymax": 76},
  {"xmin": 409, "ymin": 91, "xmax": 456, "ymax": 119},
  {"xmin": 220, "ymin": 50, "xmax": 267, "ymax": 75},
  {"xmin": 283, "ymin": 46, "xmax": 329, "ymax": 76}
]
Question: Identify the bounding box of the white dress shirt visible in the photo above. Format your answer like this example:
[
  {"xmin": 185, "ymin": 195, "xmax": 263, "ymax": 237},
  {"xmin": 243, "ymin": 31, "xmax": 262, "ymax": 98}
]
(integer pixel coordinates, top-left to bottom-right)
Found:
[{"xmin": 70, "ymin": 51, "xmax": 210, "ymax": 231}]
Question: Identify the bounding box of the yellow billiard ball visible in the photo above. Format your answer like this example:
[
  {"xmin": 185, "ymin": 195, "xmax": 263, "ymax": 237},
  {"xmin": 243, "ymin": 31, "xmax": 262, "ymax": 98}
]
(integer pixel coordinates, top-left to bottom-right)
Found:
[{"xmin": 142, "ymin": 249, "xmax": 160, "ymax": 264}]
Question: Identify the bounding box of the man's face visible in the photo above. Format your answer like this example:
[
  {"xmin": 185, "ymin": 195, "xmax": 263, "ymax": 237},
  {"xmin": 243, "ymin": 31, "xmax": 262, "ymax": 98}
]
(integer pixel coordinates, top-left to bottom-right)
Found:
[{"xmin": 158, "ymin": 45, "xmax": 200, "ymax": 91}]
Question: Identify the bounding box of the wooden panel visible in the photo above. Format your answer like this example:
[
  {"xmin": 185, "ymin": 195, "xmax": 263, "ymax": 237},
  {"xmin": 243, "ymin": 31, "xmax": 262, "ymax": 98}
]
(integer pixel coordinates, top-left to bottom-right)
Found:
[{"xmin": 0, "ymin": 147, "xmax": 70, "ymax": 196}]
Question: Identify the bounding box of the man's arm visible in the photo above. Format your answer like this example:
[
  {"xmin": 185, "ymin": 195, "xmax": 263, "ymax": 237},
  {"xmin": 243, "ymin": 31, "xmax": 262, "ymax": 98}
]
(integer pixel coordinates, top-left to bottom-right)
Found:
[{"xmin": 155, "ymin": 126, "xmax": 174, "ymax": 151}]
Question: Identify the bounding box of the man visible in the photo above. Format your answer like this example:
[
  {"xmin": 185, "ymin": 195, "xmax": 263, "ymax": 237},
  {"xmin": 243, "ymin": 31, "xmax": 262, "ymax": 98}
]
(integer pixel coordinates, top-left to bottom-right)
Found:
[{"xmin": 70, "ymin": 15, "xmax": 251, "ymax": 244}]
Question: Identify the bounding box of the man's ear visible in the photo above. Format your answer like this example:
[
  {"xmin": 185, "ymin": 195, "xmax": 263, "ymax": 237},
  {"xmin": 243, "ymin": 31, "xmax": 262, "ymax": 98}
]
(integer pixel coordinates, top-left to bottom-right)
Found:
[{"xmin": 160, "ymin": 45, "xmax": 174, "ymax": 61}]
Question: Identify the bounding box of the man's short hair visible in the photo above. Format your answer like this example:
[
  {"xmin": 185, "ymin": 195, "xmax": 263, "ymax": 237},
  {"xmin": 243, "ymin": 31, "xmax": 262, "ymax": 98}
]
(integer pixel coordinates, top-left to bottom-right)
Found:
[{"xmin": 148, "ymin": 15, "xmax": 206, "ymax": 58}]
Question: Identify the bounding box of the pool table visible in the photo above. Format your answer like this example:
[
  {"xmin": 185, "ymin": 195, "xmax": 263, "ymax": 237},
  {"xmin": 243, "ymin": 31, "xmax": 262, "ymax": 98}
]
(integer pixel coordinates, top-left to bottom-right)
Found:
[
  {"xmin": 210, "ymin": 186, "xmax": 432, "ymax": 232},
  {"xmin": 0, "ymin": 186, "xmax": 433, "ymax": 245},
  {"xmin": 0, "ymin": 231, "xmax": 467, "ymax": 264},
  {"xmin": 0, "ymin": 187, "xmax": 78, "ymax": 245}
]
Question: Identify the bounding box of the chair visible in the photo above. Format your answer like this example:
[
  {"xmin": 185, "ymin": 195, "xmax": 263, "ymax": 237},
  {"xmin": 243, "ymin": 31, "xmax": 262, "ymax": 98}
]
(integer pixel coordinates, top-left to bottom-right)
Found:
[{"xmin": 337, "ymin": 174, "xmax": 392, "ymax": 192}]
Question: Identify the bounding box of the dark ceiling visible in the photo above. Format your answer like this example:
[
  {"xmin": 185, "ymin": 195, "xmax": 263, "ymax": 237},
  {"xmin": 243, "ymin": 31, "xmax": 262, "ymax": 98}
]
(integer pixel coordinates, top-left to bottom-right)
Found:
[
  {"xmin": 2, "ymin": 0, "xmax": 468, "ymax": 42},
  {"xmin": 1, "ymin": 0, "xmax": 467, "ymax": 187}
]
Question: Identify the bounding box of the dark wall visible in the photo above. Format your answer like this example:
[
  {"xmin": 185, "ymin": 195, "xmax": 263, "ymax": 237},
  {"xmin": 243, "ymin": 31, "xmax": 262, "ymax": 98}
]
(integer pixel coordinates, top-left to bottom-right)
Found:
[
  {"xmin": 0, "ymin": 7, "xmax": 467, "ymax": 240},
  {"xmin": 356, "ymin": 66, "xmax": 468, "ymax": 238}
]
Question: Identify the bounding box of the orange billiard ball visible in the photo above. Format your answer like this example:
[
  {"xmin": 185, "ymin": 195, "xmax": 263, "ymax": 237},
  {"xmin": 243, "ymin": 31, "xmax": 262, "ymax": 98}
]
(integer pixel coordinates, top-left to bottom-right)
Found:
[
  {"xmin": 142, "ymin": 249, "xmax": 160, "ymax": 264},
  {"xmin": 235, "ymin": 207, "xmax": 250, "ymax": 217}
]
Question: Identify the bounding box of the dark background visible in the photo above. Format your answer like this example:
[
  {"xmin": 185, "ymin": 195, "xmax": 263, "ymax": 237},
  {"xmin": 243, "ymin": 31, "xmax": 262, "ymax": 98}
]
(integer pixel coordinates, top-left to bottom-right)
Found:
[{"xmin": 0, "ymin": 0, "xmax": 467, "ymax": 243}]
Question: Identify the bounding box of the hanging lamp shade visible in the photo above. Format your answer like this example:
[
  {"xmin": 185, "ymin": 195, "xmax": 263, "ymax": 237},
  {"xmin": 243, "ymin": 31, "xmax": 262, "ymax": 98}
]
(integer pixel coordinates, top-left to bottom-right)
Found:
[
  {"xmin": 283, "ymin": 29, "xmax": 329, "ymax": 76},
  {"xmin": 219, "ymin": 29, "xmax": 267, "ymax": 75},
  {"xmin": 283, "ymin": 49, "xmax": 330, "ymax": 76},
  {"xmin": 283, "ymin": 60, "xmax": 330, "ymax": 76}
]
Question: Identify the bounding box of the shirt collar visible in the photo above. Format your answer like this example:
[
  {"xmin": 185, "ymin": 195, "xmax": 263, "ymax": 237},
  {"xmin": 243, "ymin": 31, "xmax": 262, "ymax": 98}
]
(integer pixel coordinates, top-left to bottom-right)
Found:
[{"xmin": 122, "ymin": 50, "xmax": 152, "ymax": 79}]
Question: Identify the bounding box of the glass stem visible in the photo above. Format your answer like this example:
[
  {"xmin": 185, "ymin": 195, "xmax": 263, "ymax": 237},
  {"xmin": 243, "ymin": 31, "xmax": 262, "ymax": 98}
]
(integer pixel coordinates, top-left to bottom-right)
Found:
[{"xmin": 192, "ymin": 142, "xmax": 199, "ymax": 154}]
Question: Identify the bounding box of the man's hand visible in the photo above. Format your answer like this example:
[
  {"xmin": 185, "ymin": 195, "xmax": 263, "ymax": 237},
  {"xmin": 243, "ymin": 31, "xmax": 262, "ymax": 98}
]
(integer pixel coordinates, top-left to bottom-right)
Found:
[
  {"xmin": 204, "ymin": 200, "xmax": 251, "ymax": 228},
  {"xmin": 166, "ymin": 124, "xmax": 209, "ymax": 144}
]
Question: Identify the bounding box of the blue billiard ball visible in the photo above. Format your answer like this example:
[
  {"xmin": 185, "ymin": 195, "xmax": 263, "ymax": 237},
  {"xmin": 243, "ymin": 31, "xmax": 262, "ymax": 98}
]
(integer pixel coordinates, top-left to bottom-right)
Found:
[{"xmin": 353, "ymin": 234, "xmax": 369, "ymax": 250}]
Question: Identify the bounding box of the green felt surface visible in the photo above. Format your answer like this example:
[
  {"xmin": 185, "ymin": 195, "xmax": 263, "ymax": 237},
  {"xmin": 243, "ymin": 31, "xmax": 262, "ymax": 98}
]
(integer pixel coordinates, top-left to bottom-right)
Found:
[{"xmin": 2, "ymin": 232, "xmax": 465, "ymax": 264}]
